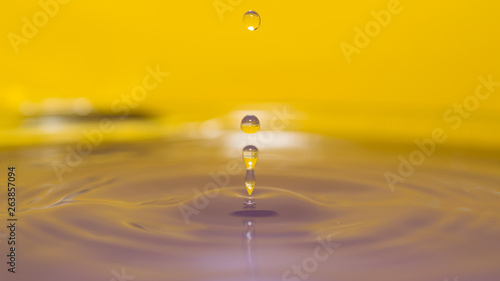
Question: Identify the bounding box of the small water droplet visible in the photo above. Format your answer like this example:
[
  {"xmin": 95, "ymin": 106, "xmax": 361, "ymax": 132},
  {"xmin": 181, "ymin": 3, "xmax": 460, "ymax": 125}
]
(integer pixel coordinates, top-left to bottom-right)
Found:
[
  {"xmin": 241, "ymin": 114, "xmax": 260, "ymax": 134},
  {"xmin": 243, "ymin": 10, "xmax": 261, "ymax": 31}
]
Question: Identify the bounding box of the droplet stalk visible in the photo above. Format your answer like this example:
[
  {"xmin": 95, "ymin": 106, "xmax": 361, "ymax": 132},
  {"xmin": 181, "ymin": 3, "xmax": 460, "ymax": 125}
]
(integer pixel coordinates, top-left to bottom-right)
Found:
[{"xmin": 245, "ymin": 170, "xmax": 255, "ymax": 195}]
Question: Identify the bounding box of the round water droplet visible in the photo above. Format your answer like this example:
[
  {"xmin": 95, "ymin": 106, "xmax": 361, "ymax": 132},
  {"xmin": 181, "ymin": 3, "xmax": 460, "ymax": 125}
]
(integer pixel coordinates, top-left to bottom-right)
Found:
[
  {"xmin": 243, "ymin": 10, "xmax": 261, "ymax": 31},
  {"xmin": 241, "ymin": 115, "xmax": 260, "ymax": 134}
]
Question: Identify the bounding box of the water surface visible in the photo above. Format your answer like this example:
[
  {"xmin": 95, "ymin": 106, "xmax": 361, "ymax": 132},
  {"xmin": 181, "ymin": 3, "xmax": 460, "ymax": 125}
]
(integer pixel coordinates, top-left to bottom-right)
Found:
[{"xmin": 1, "ymin": 133, "xmax": 499, "ymax": 281}]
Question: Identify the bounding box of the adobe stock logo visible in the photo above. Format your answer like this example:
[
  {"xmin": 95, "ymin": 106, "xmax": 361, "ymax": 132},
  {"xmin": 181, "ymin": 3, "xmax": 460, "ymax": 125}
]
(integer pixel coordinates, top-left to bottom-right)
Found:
[
  {"xmin": 8, "ymin": 0, "xmax": 71, "ymax": 54},
  {"xmin": 52, "ymin": 65, "xmax": 169, "ymax": 182},
  {"xmin": 110, "ymin": 267, "xmax": 135, "ymax": 281},
  {"xmin": 281, "ymin": 234, "xmax": 341, "ymax": 281},
  {"xmin": 384, "ymin": 74, "xmax": 499, "ymax": 191},
  {"xmin": 213, "ymin": 0, "xmax": 243, "ymax": 21}
]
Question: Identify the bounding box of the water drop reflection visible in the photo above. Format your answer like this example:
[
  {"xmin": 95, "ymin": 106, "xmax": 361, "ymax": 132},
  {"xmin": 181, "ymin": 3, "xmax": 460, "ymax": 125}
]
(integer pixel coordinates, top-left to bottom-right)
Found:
[
  {"xmin": 231, "ymin": 210, "xmax": 278, "ymax": 217},
  {"xmin": 244, "ymin": 218, "xmax": 256, "ymax": 281}
]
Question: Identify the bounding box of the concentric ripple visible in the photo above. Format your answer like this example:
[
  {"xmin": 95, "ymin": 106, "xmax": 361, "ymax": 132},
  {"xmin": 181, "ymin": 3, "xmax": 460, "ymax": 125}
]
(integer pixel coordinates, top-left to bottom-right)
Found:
[{"xmin": 1, "ymin": 135, "xmax": 499, "ymax": 281}]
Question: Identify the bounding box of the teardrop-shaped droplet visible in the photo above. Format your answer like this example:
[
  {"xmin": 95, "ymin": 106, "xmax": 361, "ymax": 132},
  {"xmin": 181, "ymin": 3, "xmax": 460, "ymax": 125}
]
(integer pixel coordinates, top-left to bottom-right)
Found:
[{"xmin": 242, "ymin": 145, "xmax": 259, "ymax": 170}]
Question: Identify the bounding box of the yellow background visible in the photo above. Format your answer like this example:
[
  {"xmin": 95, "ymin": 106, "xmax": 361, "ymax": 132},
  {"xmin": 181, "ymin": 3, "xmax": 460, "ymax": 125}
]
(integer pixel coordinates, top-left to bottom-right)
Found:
[{"xmin": 1, "ymin": 0, "xmax": 499, "ymax": 148}]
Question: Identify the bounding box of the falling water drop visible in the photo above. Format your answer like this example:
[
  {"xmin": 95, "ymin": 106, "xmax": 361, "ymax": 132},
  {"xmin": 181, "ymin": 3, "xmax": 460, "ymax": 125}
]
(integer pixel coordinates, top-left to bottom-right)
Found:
[
  {"xmin": 241, "ymin": 115, "xmax": 260, "ymax": 134},
  {"xmin": 243, "ymin": 10, "xmax": 261, "ymax": 31}
]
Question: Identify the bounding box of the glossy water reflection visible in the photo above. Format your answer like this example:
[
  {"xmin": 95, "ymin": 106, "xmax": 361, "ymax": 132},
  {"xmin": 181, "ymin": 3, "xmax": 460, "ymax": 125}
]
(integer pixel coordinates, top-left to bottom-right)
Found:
[{"xmin": 1, "ymin": 133, "xmax": 499, "ymax": 281}]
